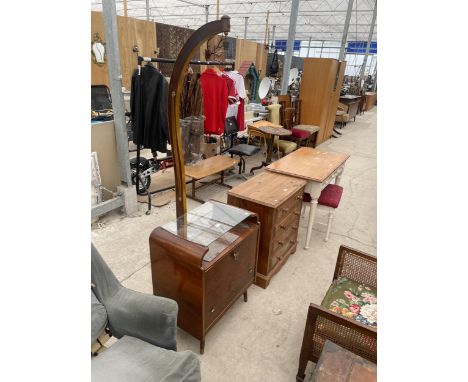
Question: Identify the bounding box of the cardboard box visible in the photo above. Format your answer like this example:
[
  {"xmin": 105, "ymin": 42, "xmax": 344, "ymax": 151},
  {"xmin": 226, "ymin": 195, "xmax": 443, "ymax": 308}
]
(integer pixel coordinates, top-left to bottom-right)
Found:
[{"xmin": 200, "ymin": 140, "xmax": 220, "ymax": 158}]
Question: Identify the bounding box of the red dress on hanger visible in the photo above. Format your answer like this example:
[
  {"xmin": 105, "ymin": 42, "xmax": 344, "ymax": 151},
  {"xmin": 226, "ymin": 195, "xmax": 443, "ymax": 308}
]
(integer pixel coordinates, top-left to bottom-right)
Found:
[{"xmin": 200, "ymin": 68, "xmax": 228, "ymax": 135}]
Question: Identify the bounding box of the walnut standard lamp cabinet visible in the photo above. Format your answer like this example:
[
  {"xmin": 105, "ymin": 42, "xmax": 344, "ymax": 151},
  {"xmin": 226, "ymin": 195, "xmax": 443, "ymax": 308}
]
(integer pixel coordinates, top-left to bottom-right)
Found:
[
  {"xmin": 149, "ymin": 201, "xmax": 260, "ymax": 354},
  {"xmin": 227, "ymin": 172, "xmax": 306, "ymax": 288},
  {"xmin": 300, "ymin": 58, "xmax": 346, "ymax": 145}
]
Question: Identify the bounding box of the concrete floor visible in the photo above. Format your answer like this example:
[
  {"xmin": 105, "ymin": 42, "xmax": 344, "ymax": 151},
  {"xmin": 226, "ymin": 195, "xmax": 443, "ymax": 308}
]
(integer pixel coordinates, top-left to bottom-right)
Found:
[{"xmin": 92, "ymin": 108, "xmax": 376, "ymax": 381}]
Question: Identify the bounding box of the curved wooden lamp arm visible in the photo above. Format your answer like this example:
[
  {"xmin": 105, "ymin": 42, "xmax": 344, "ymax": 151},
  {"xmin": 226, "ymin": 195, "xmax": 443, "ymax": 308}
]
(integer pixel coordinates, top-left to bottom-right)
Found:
[{"xmin": 168, "ymin": 16, "xmax": 231, "ymax": 220}]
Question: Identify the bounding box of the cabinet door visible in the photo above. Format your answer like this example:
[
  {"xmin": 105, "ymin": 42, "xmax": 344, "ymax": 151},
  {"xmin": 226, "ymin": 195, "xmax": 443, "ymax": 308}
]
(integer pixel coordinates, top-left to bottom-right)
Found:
[{"xmin": 204, "ymin": 227, "xmax": 257, "ymax": 329}]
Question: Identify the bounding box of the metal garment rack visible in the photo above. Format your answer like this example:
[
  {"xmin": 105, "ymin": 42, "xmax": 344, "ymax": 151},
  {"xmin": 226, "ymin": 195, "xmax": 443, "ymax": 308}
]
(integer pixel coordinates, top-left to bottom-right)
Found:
[{"xmin": 134, "ymin": 54, "xmax": 235, "ymax": 213}]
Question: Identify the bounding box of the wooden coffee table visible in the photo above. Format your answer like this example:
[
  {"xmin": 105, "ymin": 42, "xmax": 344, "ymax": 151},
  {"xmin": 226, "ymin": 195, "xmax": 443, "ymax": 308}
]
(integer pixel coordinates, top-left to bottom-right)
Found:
[
  {"xmin": 185, "ymin": 156, "xmax": 237, "ymax": 203},
  {"xmin": 266, "ymin": 147, "xmax": 349, "ymax": 248},
  {"xmin": 309, "ymin": 341, "xmax": 376, "ymax": 382}
]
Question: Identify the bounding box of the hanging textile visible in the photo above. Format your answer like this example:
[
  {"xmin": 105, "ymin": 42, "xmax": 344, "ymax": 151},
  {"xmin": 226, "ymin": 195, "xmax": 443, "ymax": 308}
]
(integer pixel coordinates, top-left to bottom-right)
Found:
[
  {"xmin": 180, "ymin": 70, "xmax": 203, "ymax": 119},
  {"xmin": 200, "ymin": 68, "xmax": 228, "ymax": 135},
  {"xmin": 226, "ymin": 71, "xmax": 246, "ymax": 131},
  {"xmin": 247, "ymin": 64, "xmax": 260, "ymax": 102},
  {"xmin": 223, "ymin": 73, "xmax": 238, "ymax": 120},
  {"xmin": 130, "ymin": 63, "xmax": 169, "ymax": 153}
]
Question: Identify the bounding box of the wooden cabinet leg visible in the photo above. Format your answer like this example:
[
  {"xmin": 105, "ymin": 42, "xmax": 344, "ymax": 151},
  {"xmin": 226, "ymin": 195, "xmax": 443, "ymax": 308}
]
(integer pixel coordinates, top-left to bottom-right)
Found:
[
  {"xmin": 200, "ymin": 338, "xmax": 205, "ymax": 355},
  {"xmin": 243, "ymin": 290, "xmax": 248, "ymax": 302}
]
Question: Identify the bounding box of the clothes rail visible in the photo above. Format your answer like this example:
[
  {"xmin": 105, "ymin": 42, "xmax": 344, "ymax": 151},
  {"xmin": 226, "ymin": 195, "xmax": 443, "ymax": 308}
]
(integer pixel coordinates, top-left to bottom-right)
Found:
[
  {"xmin": 137, "ymin": 55, "xmax": 235, "ymax": 67},
  {"xmin": 133, "ymin": 53, "xmax": 236, "ymax": 212}
]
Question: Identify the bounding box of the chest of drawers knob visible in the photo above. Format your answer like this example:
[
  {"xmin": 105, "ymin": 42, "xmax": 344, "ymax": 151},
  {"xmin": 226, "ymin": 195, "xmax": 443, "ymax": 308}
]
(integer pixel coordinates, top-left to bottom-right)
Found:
[
  {"xmin": 210, "ymin": 307, "xmax": 216, "ymax": 313},
  {"xmin": 231, "ymin": 251, "xmax": 239, "ymax": 261},
  {"xmin": 248, "ymin": 268, "xmax": 253, "ymax": 274}
]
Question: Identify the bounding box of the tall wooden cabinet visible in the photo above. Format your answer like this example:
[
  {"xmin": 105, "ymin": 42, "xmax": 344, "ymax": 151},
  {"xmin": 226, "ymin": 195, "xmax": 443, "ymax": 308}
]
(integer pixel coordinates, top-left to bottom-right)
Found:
[{"xmin": 300, "ymin": 58, "xmax": 346, "ymax": 145}]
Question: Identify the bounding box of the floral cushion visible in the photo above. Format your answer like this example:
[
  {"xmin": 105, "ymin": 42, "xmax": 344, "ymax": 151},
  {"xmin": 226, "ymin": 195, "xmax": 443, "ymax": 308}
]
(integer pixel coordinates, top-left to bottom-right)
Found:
[{"xmin": 321, "ymin": 277, "xmax": 377, "ymax": 328}]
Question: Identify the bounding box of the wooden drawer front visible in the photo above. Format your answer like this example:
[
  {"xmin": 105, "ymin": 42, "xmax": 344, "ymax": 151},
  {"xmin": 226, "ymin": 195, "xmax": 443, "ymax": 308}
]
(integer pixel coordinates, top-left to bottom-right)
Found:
[
  {"xmin": 270, "ymin": 226, "xmax": 298, "ymax": 270},
  {"xmin": 273, "ymin": 209, "xmax": 300, "ymax": 238},
  {"xmin": 204, "ymin": 230, "xmax": 257, "ymax": 328},
  {"xmin": 275, "ymin": 189, "xmax": 303, "ymax": 224}
]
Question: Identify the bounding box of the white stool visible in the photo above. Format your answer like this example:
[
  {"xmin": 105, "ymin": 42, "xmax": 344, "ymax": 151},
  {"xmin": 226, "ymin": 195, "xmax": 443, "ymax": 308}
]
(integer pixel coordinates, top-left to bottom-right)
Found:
[{"xmin": 302, "ymin": 184, "xmax": 344, "ymax": 242}]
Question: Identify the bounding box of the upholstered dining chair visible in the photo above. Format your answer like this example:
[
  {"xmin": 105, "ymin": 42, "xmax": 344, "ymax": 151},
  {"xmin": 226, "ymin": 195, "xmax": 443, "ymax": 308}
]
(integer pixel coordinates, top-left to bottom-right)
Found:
[{"xmin": 290, "ymin": 99, "xmax": 320, "ymax": 148}]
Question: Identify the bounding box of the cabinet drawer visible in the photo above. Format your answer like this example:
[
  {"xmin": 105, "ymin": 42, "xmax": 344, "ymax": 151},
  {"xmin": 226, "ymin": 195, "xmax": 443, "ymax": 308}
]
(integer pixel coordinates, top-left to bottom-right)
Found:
[
  {"xmin": 269, "ymin": 235, "xmax": 297, "ymax": 271},
  {"xmin": 204, "ymin": 229, "xmax": 257, "ymax": 328},
  {"xmin": 275, "ymin": 190, "xmax": 303, "ymax": 224},
  {"xmin": 273, "ymin": 210, "xmax": 300, "ymax": 237}
]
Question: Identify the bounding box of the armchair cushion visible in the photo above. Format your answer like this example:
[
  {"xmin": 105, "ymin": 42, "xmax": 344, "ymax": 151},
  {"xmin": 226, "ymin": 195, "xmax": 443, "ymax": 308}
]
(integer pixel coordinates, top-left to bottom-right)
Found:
[
  {"xmin": 91, "ymin": 290, "xmax": 108, "ymax": 345},
  {"xmin": 294, "ymin": 124, "xmax": 320, "ymax": 134},
  {"xmin": 277, "ymin": 140, "xmax": 297, "ymax": 154},
  {"xmin": 105, "ymin": 287, "xmax": 178, "ymax": 351},
  {"xmin": 321, "ymin": 277, "xmax": 377, "ymax": 328},
  {"xmin": 92, "ymin": 336, "xmax": 201, "ymax": 382}
]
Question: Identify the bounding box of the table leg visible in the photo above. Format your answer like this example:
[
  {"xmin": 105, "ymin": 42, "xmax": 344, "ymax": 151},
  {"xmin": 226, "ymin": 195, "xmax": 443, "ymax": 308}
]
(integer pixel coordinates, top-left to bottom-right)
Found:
[
  {"xmin": 334, "ymin": 166, "xmax": 344, "ymax": 185},
  {"xmin": 305, "ymin": 200, "xmax": 318, "ymax": 249},
  {"xmin": 266, "ymin": 135, "xmax": 274, "ymax": 163},
  {"xmin": 304, "ymin": 182, "xmax": 322, "ymax": 249},
  {"xmin": 191, "ymin": 178, "xmax": 196, "ymax": 199}
]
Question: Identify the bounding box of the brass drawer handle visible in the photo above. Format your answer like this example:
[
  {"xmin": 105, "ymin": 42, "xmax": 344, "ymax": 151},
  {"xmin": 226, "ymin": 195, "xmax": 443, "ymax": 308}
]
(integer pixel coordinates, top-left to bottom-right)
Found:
[
  {"xmin": 292, "ymin": 226, "xmax": 298, "ymax": 230},
  {"xmin": 280, "ymin": 224, "xmax": 287, "ymax": 230},
  {"xmin": 294, "ymin": 212, "xmax": 301, "ymax": 216},
  {"xmin": 248, "ymin": 268, "xmax": 253, "ymax": 274},
  {"xmin": 297, "ymin": 195, "xmax": 303, "ymax": 200},
  {"xmin": 277, "ymin": 240, "xmax": 284, "ymax": 246},
  {"xmin": 231, "ymin": 251, "xmax": 239, "ymax": 261},
  {"xmin": 281, "ymin": 207, "xmax": 289, "ymax": 213},
  {"xmin": 290, "ymin": 240, "xmax": 297, "ymax": 244},
  {"xmin": 210, "ymin": 307, "xmax": 216, "ymax": 313}
]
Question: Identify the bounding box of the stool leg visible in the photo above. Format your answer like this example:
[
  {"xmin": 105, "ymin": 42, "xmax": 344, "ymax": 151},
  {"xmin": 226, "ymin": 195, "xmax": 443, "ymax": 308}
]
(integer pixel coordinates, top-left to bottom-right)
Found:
[{"xmin": 325, "ymin": 208, "xmax": 334, "ymax": 242}]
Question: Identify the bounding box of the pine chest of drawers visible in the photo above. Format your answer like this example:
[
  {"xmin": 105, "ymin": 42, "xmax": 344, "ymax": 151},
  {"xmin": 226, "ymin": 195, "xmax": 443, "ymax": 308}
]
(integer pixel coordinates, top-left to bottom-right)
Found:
[
  {"xmin": 149, "ymin": 201, "xmax": 259, "ymax": 354},
  {"xmin": 227, "ymin": 171, "xmax": 306, "ymax": 288}
]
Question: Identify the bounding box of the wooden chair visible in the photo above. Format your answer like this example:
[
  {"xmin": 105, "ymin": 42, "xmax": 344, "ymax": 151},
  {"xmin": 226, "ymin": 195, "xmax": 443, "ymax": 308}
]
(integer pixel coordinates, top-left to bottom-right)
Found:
[
  {"xmin": 290, "ymin": 99, "xmax": 320, "ymax": 148},
  {"xmin": 335, "ymin": 103, "xmax": 350, "ymax": 129},
  {"xmin": 302, "ymin": 184, "xmax": 344, "ymax": 242},
  {"xmin": 247, "ymin": 125, "xmax": 269, "ymax": 153},
  {"xmin": 281, "ymin": 106, "xmax": 312, "ymax": 148},
  {"xmin": 296, "ymin": 245, "xmax": 377, "ymax": 382}
]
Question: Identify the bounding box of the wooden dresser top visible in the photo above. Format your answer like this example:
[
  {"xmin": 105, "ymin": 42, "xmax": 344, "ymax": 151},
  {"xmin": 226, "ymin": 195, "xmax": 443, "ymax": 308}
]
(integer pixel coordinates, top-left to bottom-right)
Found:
[
  {"xmin": 228, "ymin": 171, "xmax": 306, "ymax": 208},
  {"xmin": 266, "ymin": 147, "xmax": 349, "ymax": 182}
]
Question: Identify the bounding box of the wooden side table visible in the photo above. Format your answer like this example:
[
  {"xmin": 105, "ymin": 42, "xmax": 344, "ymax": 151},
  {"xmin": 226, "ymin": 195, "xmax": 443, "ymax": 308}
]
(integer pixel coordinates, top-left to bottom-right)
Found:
[
  {"xmin": 247, "ymin": 121, "xmax": 292, "ymax": 173},
  {"xmin": 307, "ymin": 340, "xmax": 377, "ymax": 382}
]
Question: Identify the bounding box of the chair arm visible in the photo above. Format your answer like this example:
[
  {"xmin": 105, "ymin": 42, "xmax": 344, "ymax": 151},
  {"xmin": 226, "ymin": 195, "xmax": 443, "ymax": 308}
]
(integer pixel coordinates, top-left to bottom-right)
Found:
[
  {"xmin": 333, "ymin": 245, "xmax": 377, "ymax": 287},
  {"xmin": 309, "ymin": 303, "xmax": 377, "ymax": 337},
  {"xmin": 298, "ymin": 302, "xmax": 376, "ymax": 371},
  {"xmin": 105, "ymin": 287, "xmax": 178, "ymax": 351}
]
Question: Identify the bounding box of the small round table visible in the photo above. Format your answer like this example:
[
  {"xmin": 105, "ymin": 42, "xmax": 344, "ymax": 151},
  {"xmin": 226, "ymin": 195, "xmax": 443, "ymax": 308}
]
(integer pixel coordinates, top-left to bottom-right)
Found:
[{"xmin": 248, "ymin": 122, "xmax": 292, "ymax": 173}]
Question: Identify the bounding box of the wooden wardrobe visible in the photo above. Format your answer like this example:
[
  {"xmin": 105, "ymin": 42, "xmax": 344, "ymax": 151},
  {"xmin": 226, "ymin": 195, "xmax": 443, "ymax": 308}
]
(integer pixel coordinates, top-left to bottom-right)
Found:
[{"xmin": 299, "ymin": 58, "xmax": 346, "ymax": 145}]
